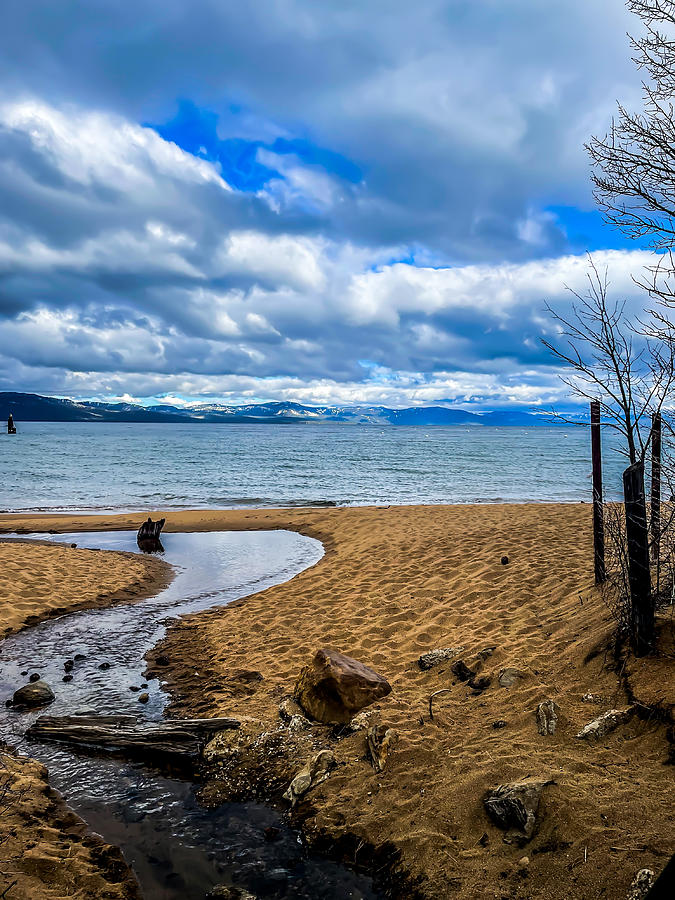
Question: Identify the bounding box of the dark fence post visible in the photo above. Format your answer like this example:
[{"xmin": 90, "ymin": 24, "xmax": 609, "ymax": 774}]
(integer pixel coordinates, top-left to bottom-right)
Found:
[
  {"xmin": 623, "ymin": 461, "xmax": 654, "ymax": 656},
  {"xmin": 590, "ymin": 400, "xmax": 606, "ymax": 584},
  {"xmin": 651, "ymin": 412, "xmax": 662, "ymax": 565}
]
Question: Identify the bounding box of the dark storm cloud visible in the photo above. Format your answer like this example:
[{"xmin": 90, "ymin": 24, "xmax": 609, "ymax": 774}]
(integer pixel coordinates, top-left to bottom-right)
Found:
[
  {"xmin": 0, "ymin": 1, "xmax": 655, "ymax": 404},
  {"xmin": 0, "ymin": 0, "xmax": 641, "ymax": 259}
]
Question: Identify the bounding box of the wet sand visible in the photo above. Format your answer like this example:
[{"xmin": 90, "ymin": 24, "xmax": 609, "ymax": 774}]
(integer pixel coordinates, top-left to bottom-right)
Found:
[{"xmin": 0, "ymin": 504, "xmax": 673, "ymax": 899}]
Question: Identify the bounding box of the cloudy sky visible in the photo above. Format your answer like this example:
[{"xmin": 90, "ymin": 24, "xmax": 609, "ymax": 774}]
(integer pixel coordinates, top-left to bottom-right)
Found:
[{"xmin": 0, "ymin": 0, "xmax": 656, "ymax": 409}]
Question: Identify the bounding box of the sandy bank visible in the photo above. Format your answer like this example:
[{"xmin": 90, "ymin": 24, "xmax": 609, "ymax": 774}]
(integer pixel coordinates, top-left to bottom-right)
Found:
[
  {"xmin": 0, "ymin": 539, "xmax": 172, "ymax": 637},
  {"xmin": 1, "ymin": 504, "xmax": 673, "ymax": 899}
]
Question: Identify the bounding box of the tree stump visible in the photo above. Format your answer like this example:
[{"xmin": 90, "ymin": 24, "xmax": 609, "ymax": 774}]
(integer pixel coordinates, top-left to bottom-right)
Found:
[{"xmin": 137, "ymin": 517, "xmax": 166, "ymax": 553}]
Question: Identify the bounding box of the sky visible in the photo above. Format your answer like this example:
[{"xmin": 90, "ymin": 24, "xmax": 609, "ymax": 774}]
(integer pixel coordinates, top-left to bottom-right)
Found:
[{"xmin": 0, "ymin": 0, "xmax": 659, "ymax": 410}]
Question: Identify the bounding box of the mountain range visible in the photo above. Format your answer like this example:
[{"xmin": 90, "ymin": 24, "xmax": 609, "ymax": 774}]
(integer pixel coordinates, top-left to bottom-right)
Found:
[{"xmin": 0, "ymin": 392, "xmax": 566, "ymax": 426}]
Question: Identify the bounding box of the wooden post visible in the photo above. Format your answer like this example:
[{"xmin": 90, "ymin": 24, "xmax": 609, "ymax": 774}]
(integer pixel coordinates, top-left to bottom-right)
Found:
[
  {"xmin": 651, "ymin": 411, "xmax": 662, "ymax": 565},
  {"xmin": 590, "ymin": 400, "xmax": 606, "ymax": 584},
  {"xmin": 623, "ymin": 461, "xmax": 654, "ymax": 656}
]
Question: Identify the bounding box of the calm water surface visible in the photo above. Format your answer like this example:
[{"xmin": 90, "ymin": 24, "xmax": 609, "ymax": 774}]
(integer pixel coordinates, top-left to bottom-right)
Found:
[{"xmin": 0, "ymin": 422, "xmax": 629, "ymax": 512}]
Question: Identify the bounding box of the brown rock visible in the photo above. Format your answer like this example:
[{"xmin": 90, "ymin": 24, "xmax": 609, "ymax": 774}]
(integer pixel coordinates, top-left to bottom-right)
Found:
[
  {"xmin": 294, "ymin": 649, "xmax": 392, "ymax": 724},
  {"xmin": 536, "ymin": 699, "xmax": 559, "ymax": 735}
]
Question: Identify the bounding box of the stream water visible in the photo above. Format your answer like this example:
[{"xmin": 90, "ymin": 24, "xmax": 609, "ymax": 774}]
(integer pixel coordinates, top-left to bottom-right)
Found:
[{"xmin": 0, "ymin": 530, "xmax": 378, "ymax": 899}]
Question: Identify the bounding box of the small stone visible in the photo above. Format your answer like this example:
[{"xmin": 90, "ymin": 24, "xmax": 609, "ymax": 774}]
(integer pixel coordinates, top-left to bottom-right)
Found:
[
  {"xmin": 141, "ymin": 683, "xmax": 148, "ymax": 688},
  {"xmin": 501, "ymin": 556, "xmax": 509, "ymax": 565},
  {"xmin": 20, "ymin": 671, "xmax": 28, "ymax": 677},
  {"xmin": 62, "ymin": 674, "xmax": 73, "ymax": 683},
  {"xmin": 70, "ymin": 543, "xmax": 77, "ymax": 548},
  {"xmin": 278, "ymin": 696, "xmax": 306, "ymax": 723},
  {"xmin": 536, "ymin": 700, "xmax": 559, "ymax": 735},
  {"xmin": 492, "ymin": 720, "xmax": 508, "ymax": 729},
  {"xmin": 129, "ymin": 686, "xmax": 140, "ymax": 692},
  {"xmin": 484, "ymin": 777, "xmax": 554, "ymax": 843},
  {"xmin": 206, "ymin": 887, "xmax": 257, "ymax": 900},
  {"xmin": 451, "ymin": 660, "xmax": 476, "ymax": 682},
  {"xmin": 29, "ymin": 673, "xmax": 41, "ymax": 683},
  {"xmin": 64, "ymin": 660, "xmax": 74, "ymax": 673},
  {"xmin": 12, "ymin": 680, "xmax": 55, "ymax": 709},
  {"xmin": 137, "ymin": 692, "xmax": 150, "ymax": 703},
  {"xmin": 98, "ymin": 662, "xmax": 110, "ymax": 671},
  {"xmin": 476, "ymin": 646, "xmax": 497, "ymax": 662},
  {"xmin": 469, "ymin": 675, "xmax": 492, "ymax": 693},
  {"xmin": 498, "ymin": 667, "xmax": 525, "ymax": 688},
  {"xmin": 581, "ymin": 693, "xmax": 602, "ymax": 703},
  {"xmin": 626, "ymin": 869, "xmax": 655, "ymax": 900},
  {"xmin": 366, "ymin": 724, "xmax": 398, "ymax": 773},
  {"xmin": 74, "ymin": 654, "xmax": 86, "ymax": 661},
  {"xmin": 576, "ymin": 707, "xmax": 635, "ymax": 740},
  {"xmin": 155, "ymin": 654, "xmax": 170, "ymax": 666},
  {"xmin": 283, "ymin": 750, "xmax": 336, "ymax": 806},
  {"xmin": 418, "ymin": 648, "xmax": 464, "ymax": 671}
]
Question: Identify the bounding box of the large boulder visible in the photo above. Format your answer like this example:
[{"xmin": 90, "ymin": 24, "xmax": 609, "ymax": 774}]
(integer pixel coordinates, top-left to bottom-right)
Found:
[
  {"xmin": 12, "ymin": 680, "xmax": 55, "ymax": 709},
  {"xmin": 294, "ymin": 649, "xmax": 391, "ymax": 724},
  {"xmin": 484, "ymin": 777, "xmax": 554, "ymax": 843}
]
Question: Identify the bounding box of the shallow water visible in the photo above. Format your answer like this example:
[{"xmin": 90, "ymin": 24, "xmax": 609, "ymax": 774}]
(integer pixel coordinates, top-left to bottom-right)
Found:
[{"xmin": 0, "ymin": 531, "xmax": 378, "ymax": 899}]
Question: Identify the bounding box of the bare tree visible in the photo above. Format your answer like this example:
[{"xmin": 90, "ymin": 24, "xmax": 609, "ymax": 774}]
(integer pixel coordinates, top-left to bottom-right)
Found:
[
  {"xmin": 588, "ymin": 0, "xmax": 675, "ymax": 304},
  {"xmin": 542, "ymin": 257, "xmax": 675, "ymax": 464},
  {"xmin": 543, "ymin": 260, "xmax": 675, "ymax": 654}
]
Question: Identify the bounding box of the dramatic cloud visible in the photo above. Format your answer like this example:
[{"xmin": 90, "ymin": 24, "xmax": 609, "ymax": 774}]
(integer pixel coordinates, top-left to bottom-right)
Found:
[{"xmin": 0, "ymin": 2, "xmax": 657, "ymax": 406}]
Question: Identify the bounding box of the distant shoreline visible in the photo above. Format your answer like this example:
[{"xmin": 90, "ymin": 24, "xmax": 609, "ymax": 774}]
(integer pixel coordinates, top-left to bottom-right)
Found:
[{"xmin": 1, "ymin": 390, "xmax": 582, "ymax": 426}]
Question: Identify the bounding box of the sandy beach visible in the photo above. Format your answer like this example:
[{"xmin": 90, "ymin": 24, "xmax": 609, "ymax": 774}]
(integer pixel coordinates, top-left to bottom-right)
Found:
[{"xmin": 0, "ymin": 504, "xmax": 673, "ymax": 899}]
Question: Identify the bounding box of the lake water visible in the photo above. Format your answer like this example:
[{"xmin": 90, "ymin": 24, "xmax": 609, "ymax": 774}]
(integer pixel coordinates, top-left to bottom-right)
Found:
[{"xmin": 0, "ymin": 421, "xmax": 631, "ymax": 512}]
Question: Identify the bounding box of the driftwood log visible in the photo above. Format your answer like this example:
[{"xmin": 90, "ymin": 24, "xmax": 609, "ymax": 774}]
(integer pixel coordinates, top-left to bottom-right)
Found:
[
  {"xmin": 137, "ymin": 516, "xmax": 166, "ymax": 553},
  {"xmin": 26, "ymin": 714, "xmax": 239, "ymax": 760}
]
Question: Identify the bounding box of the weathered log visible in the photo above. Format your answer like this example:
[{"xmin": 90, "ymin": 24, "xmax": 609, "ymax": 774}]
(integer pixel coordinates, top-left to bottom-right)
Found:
[
  {"xmin": 26, "ymin": 714, "xmax": 239, "ymax": 760},
  {"xmin": 137, "ymin": 517, "xmax": 166, "ymax": 553}
]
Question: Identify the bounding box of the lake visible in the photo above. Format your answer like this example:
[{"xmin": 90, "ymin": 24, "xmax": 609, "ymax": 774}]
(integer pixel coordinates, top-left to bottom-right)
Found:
[{"xmin": 0, "ymin": 421, "xmax": 632, "ymax": 512}]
